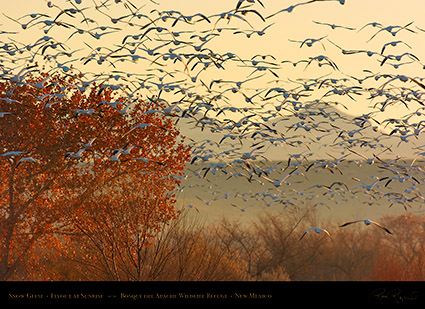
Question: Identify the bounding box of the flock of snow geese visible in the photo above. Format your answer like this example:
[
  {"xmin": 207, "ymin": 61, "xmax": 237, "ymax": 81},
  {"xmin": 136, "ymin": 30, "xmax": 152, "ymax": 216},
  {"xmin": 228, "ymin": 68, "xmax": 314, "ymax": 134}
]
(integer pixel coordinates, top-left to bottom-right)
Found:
[{"xmin": 1, "ymin": 0, "xmax": 425, "ymax": 240}]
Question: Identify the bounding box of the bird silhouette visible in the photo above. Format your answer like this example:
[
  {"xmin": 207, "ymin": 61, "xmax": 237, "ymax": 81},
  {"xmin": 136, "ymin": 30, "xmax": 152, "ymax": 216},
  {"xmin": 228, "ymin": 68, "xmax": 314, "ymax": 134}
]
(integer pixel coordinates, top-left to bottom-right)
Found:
[
  {"xmin": 16, "ymin": 157, "xmax": 37, "ymax": 168},
  {"xmin": 339, "ymin": 219, "xmax": 393, "ymax": 234},
  {"xmin": 299, "ymin": 227, "xmax": 331, "ymax": 241}
]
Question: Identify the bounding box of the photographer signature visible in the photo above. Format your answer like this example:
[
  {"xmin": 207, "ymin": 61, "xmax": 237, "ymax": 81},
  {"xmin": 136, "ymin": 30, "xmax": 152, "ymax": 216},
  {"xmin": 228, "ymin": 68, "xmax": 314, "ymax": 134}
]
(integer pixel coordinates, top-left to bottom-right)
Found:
[{"xmin": 369, "ymin": 288, "xmax": 419, "ymax": 304}]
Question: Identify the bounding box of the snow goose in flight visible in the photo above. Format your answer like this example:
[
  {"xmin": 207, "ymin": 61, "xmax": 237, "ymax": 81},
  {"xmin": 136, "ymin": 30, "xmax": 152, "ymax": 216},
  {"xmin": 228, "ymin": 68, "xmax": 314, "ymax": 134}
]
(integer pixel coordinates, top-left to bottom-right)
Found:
[
  {"xmin": 1, "ymin": 151, "xmax": 26, "ymax": 157},
  {"xmin": 65, "ymin": 148, "xmax": 91, "ymax": 159},
  {"xmin": 121, "ymin": 123, "xmax": 152, "ymax": 137},
  {"xmin": 352, "ymin": 176, "xmax": 389, "ymax": 191},
  {"xmin": 339, "ymin": 219, "xmax": 393, "ymax": 235},
  {"xmin": 312, "ymin": 20, "xmax": 355, "ymax": 31},
  {"xmin": 299, "ymin": 227, "xmax": 331, "ymax": 241},
  {"xmin": 16, "ymin": 157, "xmax": 37, "ymax": 168}
]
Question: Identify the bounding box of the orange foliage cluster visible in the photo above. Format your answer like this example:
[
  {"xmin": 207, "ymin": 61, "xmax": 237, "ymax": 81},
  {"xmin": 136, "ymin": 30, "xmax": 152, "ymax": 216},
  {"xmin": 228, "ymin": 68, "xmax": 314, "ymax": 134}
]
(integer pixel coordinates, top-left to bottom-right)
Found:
[{"xmin": 0, "ymin": 69, "xmax": 191, "ymax": 280}]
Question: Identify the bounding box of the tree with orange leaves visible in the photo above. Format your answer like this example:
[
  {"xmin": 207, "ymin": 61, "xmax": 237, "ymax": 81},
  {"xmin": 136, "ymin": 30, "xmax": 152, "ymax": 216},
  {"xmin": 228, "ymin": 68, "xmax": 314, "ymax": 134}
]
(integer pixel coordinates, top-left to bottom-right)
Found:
[{"xmin": 0, "ymin": 68, "xmax": 190, "ymax": 280}]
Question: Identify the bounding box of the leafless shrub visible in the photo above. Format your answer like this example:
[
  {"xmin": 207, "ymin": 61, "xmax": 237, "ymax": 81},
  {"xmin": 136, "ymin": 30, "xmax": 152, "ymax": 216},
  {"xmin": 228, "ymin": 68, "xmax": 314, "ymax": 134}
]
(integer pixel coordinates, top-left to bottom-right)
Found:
[{"xmin": 46, "ymin": 207, "xmax": 425, "ymax": 281}]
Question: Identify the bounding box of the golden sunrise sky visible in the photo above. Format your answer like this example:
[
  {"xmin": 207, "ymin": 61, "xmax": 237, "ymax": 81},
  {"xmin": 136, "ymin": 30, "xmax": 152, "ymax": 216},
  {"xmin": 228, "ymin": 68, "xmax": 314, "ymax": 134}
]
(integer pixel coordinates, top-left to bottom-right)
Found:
[
  {"xmin": 2, "ymin": 0, "xmax": 425, "ymax": 121},
  {"xmin": 2, "ymin": 1, "xmax": 425, "ymax": 220}
]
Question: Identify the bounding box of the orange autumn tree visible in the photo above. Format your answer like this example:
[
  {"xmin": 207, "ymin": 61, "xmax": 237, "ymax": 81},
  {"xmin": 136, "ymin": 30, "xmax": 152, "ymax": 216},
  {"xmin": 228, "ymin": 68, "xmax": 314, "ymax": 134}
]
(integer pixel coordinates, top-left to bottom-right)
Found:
[{"xmin": 0, "ymin": 67, "xmax": 191, "ymax": 280}]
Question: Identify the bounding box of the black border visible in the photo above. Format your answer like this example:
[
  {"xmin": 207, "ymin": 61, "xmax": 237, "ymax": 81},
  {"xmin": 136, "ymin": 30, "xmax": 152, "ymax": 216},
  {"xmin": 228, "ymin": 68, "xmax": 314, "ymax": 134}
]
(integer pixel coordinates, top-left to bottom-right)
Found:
[{"xmin": 1, "ymin": 281, "xmax": 424, "ymax": 305}]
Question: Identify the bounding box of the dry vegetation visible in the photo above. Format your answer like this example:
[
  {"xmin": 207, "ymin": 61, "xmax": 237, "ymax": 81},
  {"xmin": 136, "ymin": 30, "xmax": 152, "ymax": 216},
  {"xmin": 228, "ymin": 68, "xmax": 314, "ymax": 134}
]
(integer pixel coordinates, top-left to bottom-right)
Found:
[{"xmin": 19, "ymin": 207, "xmax": 425, "ymax": 281}]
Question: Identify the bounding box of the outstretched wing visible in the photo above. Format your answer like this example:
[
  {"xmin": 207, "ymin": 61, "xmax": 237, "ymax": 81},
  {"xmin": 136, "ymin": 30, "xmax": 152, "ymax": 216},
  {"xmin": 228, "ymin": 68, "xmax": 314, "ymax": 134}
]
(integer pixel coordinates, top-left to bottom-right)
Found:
[
  {"xmin": 339, "ymin": 220, "xmax": 358, "ymax": 227},
  {"xmin": 371, "ymin": 221, "xmax": 393, "ymax": 235}
]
